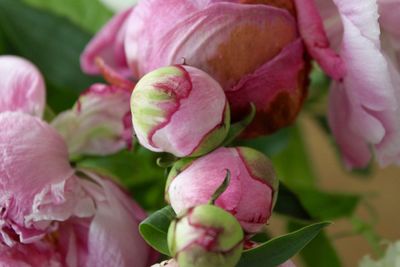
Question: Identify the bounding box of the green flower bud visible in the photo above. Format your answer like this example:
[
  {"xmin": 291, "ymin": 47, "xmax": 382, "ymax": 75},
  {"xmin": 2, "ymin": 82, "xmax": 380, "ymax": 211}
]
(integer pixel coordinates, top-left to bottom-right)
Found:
[{"xmin": 168, "ymin": 204, "xmax": 244, "ymax": 267}]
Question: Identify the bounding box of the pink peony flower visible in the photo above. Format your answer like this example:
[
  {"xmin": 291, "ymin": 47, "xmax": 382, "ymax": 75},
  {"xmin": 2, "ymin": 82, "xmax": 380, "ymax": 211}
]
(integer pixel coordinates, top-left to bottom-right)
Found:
[
  {"xmin": 166, "ymin": 147, "xmax": 278, "ymax": 234},
  {"xmin": 0, "ymin": 111, "xmax": 155, "ymax": 266},
  {"xmin": 51, "ymin": 83, "xmax": 132, "ymax": 158},
  {"xmin": 0, "ymin": 56, "xmax": 45, "ymax": 117},
  {"xmin": 82, "ymin": 0, "xmax": 342, "ymax": 137},
  {"xmin": 0, "ymin": 112, "xmax": 95, "ymax": 246},
  {"xmin": 314, "ymin": 0, "xmax": 400, "ymax": 168},
  {"xmin": 131, "ymin": 65, "xmax": 230, "ymax": 157}
]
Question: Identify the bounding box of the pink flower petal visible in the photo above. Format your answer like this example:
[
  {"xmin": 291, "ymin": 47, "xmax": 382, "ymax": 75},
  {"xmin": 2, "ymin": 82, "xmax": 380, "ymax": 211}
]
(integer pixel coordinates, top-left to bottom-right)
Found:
[
  {"xmin": 226, "ymin": 39, "xmax": 306, "ymax": 137},
  {"xmin": 80, "ymin": 8, "xmax": 133, "ymax": 77},
  {"xmin": 328, "ymin": 83, "xmax": 372, "ymax": 169},
  {"xmin": 325, "ymin": 0, "xmax": 400, "ymax": 168},
  {"xmin": 293, "ymin": 0, "xmax": 345, "ymax": 80},
  {"xmin": 77, "ymin": 170, "xmax": 155, "ymax": 267},
  {"xmin": 124, "ymin": 0, "xmax": 298, "ymax": 82},
  {"xmin": 51, "ymin": 84, "xmax": 132, "ymax": 157},
  {"xmin": 0, "ymin": 112, "xmax": 95, "ymax": 245},
  {"xmin": 0, "ymin": 56, "xmax": 45, "ymax": 117}
]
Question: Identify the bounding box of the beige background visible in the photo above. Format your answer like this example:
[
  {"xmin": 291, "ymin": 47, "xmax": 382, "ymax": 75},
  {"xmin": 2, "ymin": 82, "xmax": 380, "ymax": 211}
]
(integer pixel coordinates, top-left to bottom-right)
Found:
[{"xmin": 270, "ymin": 115, "xmax": 400, "ymax": 267}]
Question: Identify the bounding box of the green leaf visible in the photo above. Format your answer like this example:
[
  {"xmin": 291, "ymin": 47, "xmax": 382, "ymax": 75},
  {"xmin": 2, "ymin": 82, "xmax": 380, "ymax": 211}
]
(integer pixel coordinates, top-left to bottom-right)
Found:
[
  {"xmin": 296, "ymin": 189, "xmax": 360, "ymax": 220},
  {"xmin": 288, "ymin": 221, "xmax": 341, "ymax": 267},
  {"xmin": 237, "ymin": 126, "xmax": 291, "ymax": 157},
  {"xmin": 223, "ymin": 103, "xmax": 256, "ymax": 146},
  {"xmin": 139, "ymin": 206, "xmax": 176, "ymax": 256},
  {"xmin": 23, "ymin": 0, "xmax": 113, "ymax": 33},
  {"xmin": 271, "ymin": 125, "xmax": 316, "ymax": 188},
  {"xmin": 0, "ymin": 0, "xmax": 101, "ymax": 112},
  {"xmin": 237, "ymin": 221, "xmax": 330, "ymax": 267}
]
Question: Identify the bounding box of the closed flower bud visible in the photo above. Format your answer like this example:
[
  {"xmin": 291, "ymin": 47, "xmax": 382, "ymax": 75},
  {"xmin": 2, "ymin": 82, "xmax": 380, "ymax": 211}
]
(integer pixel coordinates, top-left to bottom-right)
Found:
[
  {"xmin": 131, "ymin": 65, "xmax": 230, "ymax": 157},
  {"xmin": 168, "ymin": 204, "xmax": 244, "ymax": 267},
  {"xmin": 166, "ymin": 147, "xmax": 278, "ymax": 234}
]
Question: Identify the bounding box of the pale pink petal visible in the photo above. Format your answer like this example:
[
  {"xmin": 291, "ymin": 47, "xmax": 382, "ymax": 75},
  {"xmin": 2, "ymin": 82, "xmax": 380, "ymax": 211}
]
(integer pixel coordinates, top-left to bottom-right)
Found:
[
  {"xmin": 293, "ymin": 0, "xmax": 345, "ymax": 80},
  {"xmin": 0, "ymin": 112, "xmax": 95, "ymax": 245},
  {"xmin": 80, "ymin": 8, "xmax": 133, "ymax": 77},
  {"xmin": 51, "ymin": 84, "xmax": 132, "ymax": 157},
  {"xmin": 0, "ymin": 56, "xmax": 45, "ymax": 117},
  {"xmin": 325, "ymin": 0, "xmax": 400, "ymax": 168},
  {"xmin": 0, "ymin": 241, "xmax": 63, "ymax": 267},
  {"xmin": 328, "ymin": 83, "xmax": 372, "ymax": 169},
  {"xmin": 77, "ymin": 170, "xmax": 154, "ymax": 267}
]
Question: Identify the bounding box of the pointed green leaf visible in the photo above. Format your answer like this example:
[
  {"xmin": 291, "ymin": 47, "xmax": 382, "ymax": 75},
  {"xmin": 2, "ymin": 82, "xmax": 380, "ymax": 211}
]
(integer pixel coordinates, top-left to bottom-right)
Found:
[
  {"xmin": 139, "ymin": 206, "xmax": 176, "ymax": 256},
  {"xmin": 237, "ymin": 221, "xmax": 330, "ymax": 267},
  {"xmin": 288, "ymin": 221, "xmax": 341, "ymax": 267}
]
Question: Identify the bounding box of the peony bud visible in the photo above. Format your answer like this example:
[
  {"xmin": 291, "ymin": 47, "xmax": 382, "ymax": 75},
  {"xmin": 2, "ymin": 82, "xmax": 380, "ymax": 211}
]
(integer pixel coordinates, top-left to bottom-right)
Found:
[
  {"xmin": 168, "ymin": 204, "xmax": 244, "ymax": 267},
  {"xmin": 166, "ymin": 147, "xmax": 278, "ymax": 234},
  {"xmin": 131, "ymin": 65, "xmax": 230, "ymax": 157}
]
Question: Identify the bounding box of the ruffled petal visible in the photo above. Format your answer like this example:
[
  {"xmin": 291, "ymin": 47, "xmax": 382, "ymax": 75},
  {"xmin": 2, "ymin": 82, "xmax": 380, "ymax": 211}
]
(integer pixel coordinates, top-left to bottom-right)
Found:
[
  {"xmin": 80, "ymin": 8, "xmax": 133, "ymax": 77},
  {"xmin": 325, "ymin": 0, "xmax": 400, "ymax": 168},
  {"xmin": 0, "ymin": 56, "xmax": 45, "ymax": 117},
  {"xmin": 0, "ymin": 112, "xmax": 95, "ymax": 245},
  {"xmin": 51, "ymin": 84, "xmax": 132, "ymax": 158}
]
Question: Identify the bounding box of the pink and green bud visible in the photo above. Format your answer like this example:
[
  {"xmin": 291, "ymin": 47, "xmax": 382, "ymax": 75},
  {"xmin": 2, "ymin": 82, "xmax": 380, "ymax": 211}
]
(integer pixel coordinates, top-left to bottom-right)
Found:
[
  {"xmin": 131, "ymin": 65, "xmax": 230, "ymax": 157},
  {"xmin": 168, "ymin": 204, "xmax": 244, "ymax": 267},
  {"xmin": 166, "ymin": 147, "xmax": 278, "ymax": 234}
]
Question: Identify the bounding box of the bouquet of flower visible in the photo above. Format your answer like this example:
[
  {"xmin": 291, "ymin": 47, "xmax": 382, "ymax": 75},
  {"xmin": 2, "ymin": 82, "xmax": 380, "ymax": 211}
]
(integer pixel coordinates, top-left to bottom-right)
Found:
[{"xmin": 1, "ymin": 0, "xmax": 399, "ymax": 266}]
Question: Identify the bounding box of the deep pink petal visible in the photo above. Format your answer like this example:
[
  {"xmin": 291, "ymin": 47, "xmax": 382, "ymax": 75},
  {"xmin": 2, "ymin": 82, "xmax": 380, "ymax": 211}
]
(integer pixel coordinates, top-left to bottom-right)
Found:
[
  {"xmin": 168, "ymin": 147, "xmax": 273, "ymax": 233},
  {"xmin": 293, "ymin": 0, "xmax": 345, "ymax": 80},
  {"xmin": 0, "ymin": 56, "xmax": 45, "ymax": 117},
  {"xmin": 226, "ymin": 39, "xmax": 306, "ymax": 136},
  {"xmin": 80, "ymin": 8, "xmax": 133, "ymax": 77},
  {"xmin": 51, "ymin": 84, "xmax": 132, "ymax": 157}
]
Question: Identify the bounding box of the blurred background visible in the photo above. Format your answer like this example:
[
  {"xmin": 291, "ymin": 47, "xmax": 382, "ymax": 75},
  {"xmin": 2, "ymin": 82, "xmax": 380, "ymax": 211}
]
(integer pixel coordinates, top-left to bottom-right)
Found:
[{"xmin": 270, "ymin": 114, "xmax": 400, "ymax": 267}]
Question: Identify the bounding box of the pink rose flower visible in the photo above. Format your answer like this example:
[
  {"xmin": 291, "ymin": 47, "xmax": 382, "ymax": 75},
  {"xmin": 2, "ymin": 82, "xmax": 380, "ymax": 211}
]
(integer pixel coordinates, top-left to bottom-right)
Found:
[
  {"xmin": 166, "ymin": 147, "xmax": 278, "ymax": 234},
  {"xmin": 131, "ymin": 65, "xmax": 230, "ymax": 157},
  {"xmin": 0, "ymin": 56, "xmax": 45, "ymax": 117},
  {"xmin": 0, "ymin": 111, "xmax": 155, "ymax": 267},
  {"xmin": 314, "ymin": 0, "xmax": 400, "ymax": 168},
  {"xmin": 82, "ymin": 0, "xmax": 342, "ymax": 137}
]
